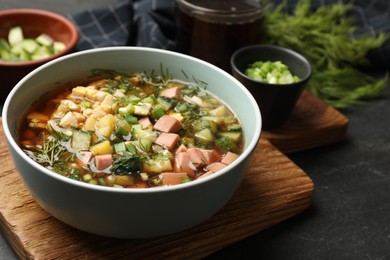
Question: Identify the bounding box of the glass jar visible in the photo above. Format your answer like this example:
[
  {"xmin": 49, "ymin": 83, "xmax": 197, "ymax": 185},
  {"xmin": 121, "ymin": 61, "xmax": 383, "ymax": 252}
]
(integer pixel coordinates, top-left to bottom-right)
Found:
[{"xmin": 175, "ymin": 0, "xmax": 269, "ymax": 72}]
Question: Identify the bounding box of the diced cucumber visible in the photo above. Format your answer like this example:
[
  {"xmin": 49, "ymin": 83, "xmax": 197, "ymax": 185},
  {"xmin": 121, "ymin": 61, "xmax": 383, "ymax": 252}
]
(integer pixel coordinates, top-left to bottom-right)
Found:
[
  {"xmin": 1, "ymin": 26, "xmax": 67, "ymax": 62},
  {"xmin": 118, "ymin": 104, "xmax": 135, "ymax": 116},
  {"xmin": 123, "ymin": 115, "xmax": 138, "ymax": 124},
  {"xmin": 72, "ymin": 130, "xmax": 92, "ymax": 150},
  {"xmin": 215, "ymin": 136, "xmax": 236, "ymax": 151},
  {"xmin": 136, "ymin": 128, "xmax": 157, "ymax": 142},
  {"xmin": 30, "ymin": 46, "xmax": 52, "ymax": 60},
  {"xmin": 134, "ymin": 102, "xmax": 152, "ymax": 116},
  {"xmin": 131, "ymin": 124, "xmax": 142, "ymax": 138},
  {"xmin": 53, "ymin": 41, "xmax": 66, "ymax": 53},
  {"xmin": 218, "ymin": 132, "xmax": 241, "ymax": 142},
  {"xmin": 152, "ymin": 105, "xmax": 166, "ymax": 119},
  {"xmin": 195, "ymin": 128, "xmax": 214, "ymax": 143},
  {"xmin": 19, "ymin": 49, "xmax": 31, "ymax": 61},
  {"xmin": 125, "ymin": 142, "xmax": 137, "ymax": 154},
  {"xmin": 136, "ymin": 139, "xmax": 152, "ymax": 153},
  {"xmin": 8, "ymin": 26, "xmax": 23, "ymax": 47},
  {"xmin": 142, "ymin": 94, "xmax": 156, "ymax": 105},
  {"xmin": 0, "ymin": 39, "xmax": 10, "ymax": 49},
  {"xmin": 201, "ymin": 116, "xmax": 225, "ymax": 124},
  {"xmin": 227, "ymin": 124, "xmax": 242, "ymax": 132},
  {"xmin": 36, "ymin": 34, "xmax": 54, "ymax": 46},
  {"xmin": 132, "ymin": 124, "xmax": 157, "ymax": 142},
  {"xmin": 114, "ymin": 142, "xmax": 127, "ymax": 153},
  {"xmin": 208, "ymin": 105, "xmax": 227, "ymax": 116},
  {"xmin": 142, "ymin": 158, "xmax": 172, "ymax": 174},
  {"xmin": 114, "ymin": 127, "xmax": 129, "ymax": 139},
  {"xmin": 157, "ymin": 96, "xmax": 172, "ymax": 111},
  {"xmin": 125, "ymin": 139, "xmax": 152, "ymax": 153}
]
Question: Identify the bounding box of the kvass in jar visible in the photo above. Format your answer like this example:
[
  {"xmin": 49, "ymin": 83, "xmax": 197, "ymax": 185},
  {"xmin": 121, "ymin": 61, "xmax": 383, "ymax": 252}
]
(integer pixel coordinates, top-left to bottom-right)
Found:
[{"xmin": 175, "ymin": 0, "xmax": 269, "ymax": 71}]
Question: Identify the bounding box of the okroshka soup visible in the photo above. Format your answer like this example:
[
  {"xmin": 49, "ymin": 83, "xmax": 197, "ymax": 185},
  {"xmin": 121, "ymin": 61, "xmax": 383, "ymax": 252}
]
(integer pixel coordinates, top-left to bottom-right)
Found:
[{"xmin": 2, "ymin": 47, "xmax": 261, "ymax": 239}]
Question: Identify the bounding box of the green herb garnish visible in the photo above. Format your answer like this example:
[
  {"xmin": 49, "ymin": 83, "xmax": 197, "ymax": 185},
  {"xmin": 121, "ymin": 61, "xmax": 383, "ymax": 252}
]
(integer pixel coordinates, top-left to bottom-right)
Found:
[
  {"xmin": 245, "ymin": 60, "xmax": 300, "ymax": 84},
  {"xmin": 265, "ymin": 0, "xmax": 389, "ymax": 108}
]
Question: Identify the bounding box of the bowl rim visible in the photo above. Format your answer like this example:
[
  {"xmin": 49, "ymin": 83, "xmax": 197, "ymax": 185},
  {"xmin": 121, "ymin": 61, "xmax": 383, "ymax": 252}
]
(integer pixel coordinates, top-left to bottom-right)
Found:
[
  {"xmin": 0, "ymin": 8, "xmax": 79, "ymax": 67},
  {"xmin": 231, "ymin": 44, "xmax": 312, "ymax": 87},
  {"xmin": 2, "ymin": 46, "xmax": 262, "ymax": 194}
]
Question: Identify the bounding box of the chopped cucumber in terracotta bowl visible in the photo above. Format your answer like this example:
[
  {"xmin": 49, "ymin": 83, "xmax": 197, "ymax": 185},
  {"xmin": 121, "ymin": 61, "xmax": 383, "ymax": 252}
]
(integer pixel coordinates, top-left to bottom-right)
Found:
[
  {"xmin": 0, "ymin": 8, "xmax": 78, "ymax": 101},
  {"xmin": 0, "ymin": 26, "xmax": 66, "ymax": 62}
]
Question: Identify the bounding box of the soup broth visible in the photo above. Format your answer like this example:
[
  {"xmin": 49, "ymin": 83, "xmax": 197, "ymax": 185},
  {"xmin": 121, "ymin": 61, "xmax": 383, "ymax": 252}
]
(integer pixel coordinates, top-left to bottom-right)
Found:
[{"xmin": 19, "ymin": 69, "xmax": 244, "ymax": 188}]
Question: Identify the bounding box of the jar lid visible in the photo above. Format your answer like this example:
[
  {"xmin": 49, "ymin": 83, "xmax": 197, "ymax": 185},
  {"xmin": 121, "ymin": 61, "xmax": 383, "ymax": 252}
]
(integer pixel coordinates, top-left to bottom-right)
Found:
[{"xmin": 176, "ymin": 0, "xmax": 269, "ymax": 23}]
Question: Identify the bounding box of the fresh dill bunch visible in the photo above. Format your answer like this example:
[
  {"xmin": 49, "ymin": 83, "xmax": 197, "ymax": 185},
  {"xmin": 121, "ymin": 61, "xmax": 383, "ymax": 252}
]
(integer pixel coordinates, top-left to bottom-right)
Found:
[{"xmin": 264, "ymin": 0, "xmax": 389, "ymax": 108}]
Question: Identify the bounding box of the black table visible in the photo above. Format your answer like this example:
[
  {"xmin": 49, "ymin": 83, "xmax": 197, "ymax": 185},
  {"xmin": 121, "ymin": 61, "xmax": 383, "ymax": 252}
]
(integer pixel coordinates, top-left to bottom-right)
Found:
[{"xmin": 1, "ymin": 0, "xmax": 389, "ymax": 259}]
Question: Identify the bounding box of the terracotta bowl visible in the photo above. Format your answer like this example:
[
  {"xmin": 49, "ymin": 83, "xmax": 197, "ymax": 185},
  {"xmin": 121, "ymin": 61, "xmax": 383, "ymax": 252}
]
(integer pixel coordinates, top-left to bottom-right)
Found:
[
  {"xmin": 0, "ymin": 8, "xmax": 79, "ymax": 101},
  {"xmin": 231, "ymin": 45, "xmax": 312, "ymax": 130}
]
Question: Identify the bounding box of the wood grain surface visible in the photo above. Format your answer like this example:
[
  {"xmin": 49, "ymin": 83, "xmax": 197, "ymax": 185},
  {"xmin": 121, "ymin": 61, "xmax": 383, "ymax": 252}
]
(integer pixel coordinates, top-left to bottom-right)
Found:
[
  {"xmin": 0, "ymin": 121, "xmax": 313, "ymax": 259},
  {"xmin": 264, "ymin": 90, "xmax": 349, "ymax": 153}
]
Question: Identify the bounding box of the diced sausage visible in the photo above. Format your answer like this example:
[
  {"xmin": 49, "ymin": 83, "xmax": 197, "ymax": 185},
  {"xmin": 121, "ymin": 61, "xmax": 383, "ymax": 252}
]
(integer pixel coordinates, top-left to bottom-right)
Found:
[
  {"xmin": 206, "ymin": 162, "xmax": 226, "ymax": 173},
  {"xmin": 174, "ymin": 152, "xmax": 196, "ymax": 177},
  {"xmin": 95, "ymin": 154, "xmax": 113, "ymax": 171},
  {"xmin": 221, "ymin": 152, "xmax": 240, "ymax": 165},
  {"xmin": 200, "ymin": 149, "xmax": 221, "ymax": 164},
  {"xmin": 155, "ymin": 133, "xmax": 180, "ymax": 151},
  {"xmin": 153, "ymin": 115, "xmax": 183, "ymax": 133},
  {"xmin": 77, "ymin": 151, "xmax": 93, "ymax": 166},
  {"xmin": 160, "ymin": 172, "xmax": 189, "ymax": 185},
  {"xmin": 187, "ymin": 147, "xmax": 206, "ymax": 166},
  {"xmin": 138, "ymin": 117, "xmax": 153, "ymax": 129},
  {"xmin": 160, "ymin": 87, "xmax": 181, "ymax": 99},
  {"xmin": 175, "ymin": 144, "xmax": 187, "ymax": 155}
]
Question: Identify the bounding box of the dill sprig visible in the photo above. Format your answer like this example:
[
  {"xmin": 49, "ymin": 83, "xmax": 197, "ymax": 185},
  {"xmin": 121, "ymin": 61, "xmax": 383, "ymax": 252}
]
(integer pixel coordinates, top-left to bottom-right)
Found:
[
  {"xmin": 264, "ymin": 0, "xmax": 389, "ymax": 108},
  {"xmin": 24, "ymin": 135, "xmax": 67, "ymax": 167}
]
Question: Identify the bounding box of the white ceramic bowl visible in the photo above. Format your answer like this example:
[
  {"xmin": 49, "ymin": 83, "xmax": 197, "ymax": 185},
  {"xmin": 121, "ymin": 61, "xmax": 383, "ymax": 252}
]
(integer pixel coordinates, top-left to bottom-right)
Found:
[{"xmin": 2, "ymin": 47, "xmax": 261, "ymax": 239}]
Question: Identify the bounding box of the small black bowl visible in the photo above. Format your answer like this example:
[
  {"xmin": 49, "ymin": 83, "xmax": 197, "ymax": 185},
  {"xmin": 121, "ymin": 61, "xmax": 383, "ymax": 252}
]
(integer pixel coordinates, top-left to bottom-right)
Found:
[{"xmin": 231, "ymin": 44, "xmax": 312, "ymax": 130}]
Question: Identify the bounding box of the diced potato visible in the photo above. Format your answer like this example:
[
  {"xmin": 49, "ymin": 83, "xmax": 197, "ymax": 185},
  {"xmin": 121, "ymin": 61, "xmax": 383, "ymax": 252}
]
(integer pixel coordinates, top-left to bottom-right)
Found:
[
  {"xmin": 60, "ymin": 100, "xmax": 79, "ymax": 111},
  {"xmin": 96, "ymin": 114, "xmax": 116, "ymax": 138},
  {"xmin": 84, "ymin": 115, "xmax": 97, "ymax": 131},
  {"xmin": 167, "ymin": 111, "xmax": 184, "ymax": 122},
  {"xmin": 100, "ymin": 94, "xmax": 115, "ymax": 113},
  {"xmin": 90, "ymin": 140, "xmax": 113, "ymax": 155},
  {"xmin": 91, "ymin": 106, "xmax": 108, "ymax": 119},
  {"xmin": 115, "ymin": 175, "xmax": 135, "ymax": 186},
  {"xmin": 28, "ymin": 122, "xmax": 46, "ymax": 129},
  {"xmin": 71, "ymin": 86, "xmax": 88, "ymax": 97},
  {"xmin": 26, "ymin": 112, "xmax": 49, "ymax": 122},
  {"xmin": 73, "ymin": 112, "xmax": 86, "ymax": 123},
  {"xmin": 59, "ymin": 111, "xmax": 79, "ymax": 128}
]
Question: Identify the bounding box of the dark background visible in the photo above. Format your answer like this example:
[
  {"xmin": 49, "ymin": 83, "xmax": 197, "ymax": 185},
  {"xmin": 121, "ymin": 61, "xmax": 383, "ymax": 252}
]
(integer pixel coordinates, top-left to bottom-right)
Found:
[{"xmin": 1, "ymin": 0, "xmax": 389, "ymax": 259}]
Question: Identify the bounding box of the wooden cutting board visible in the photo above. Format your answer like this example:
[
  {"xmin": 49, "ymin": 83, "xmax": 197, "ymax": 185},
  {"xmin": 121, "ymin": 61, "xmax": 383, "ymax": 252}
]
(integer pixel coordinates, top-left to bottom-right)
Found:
[
  {"xmin": 0, "ymin": 125, "xmax": 313, "ymax": 259},
  {"xmin": 264, "ymin": 90, "xmax": 349, "ymax": 153}
]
